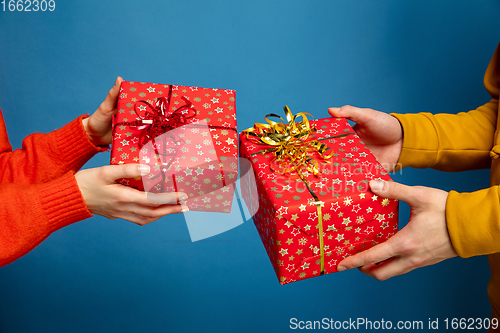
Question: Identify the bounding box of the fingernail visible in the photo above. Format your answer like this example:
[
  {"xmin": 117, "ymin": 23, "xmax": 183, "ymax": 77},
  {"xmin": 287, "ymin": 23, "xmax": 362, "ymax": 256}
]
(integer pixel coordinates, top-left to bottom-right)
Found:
[
  {"xmin": 370, "ymin": 180, "xmax": 384, "ymax": 192},
  {"xmin": 114, "ymin": 77, "xmax": 120, "ymax": 86},
  {"xmin": 181, "ymin": 206, "xmax": 189, "ymax": 213},
  {"xmin": 337, "ymin": 265, "xmax": 346, "ymax": 271},
  {"xmin": 179, "ymin": 194, "xmax": 188, "ymax": 201},
  {"xmin": 139, "ymin": 165, "xmax": 150, "ymax": 176},
  {"xmin": 329, "ymin": 107, "xmax": 341, "ymax": 114}
]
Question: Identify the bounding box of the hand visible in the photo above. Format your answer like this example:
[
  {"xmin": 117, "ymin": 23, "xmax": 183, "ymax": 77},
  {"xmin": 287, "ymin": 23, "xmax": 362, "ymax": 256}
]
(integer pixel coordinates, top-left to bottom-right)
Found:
[
  {"xmin": 82, "ymin": 76, "xmax": 123, "ymax": 146},
  {"xmin": 337, "ymin": 180, "xmax": 457, "ymax": 280},
  {"xmin": 75, "ymin": 164, "xmax": 189, "ymax": 226},
  {"xmin": 328, "ymin": 105, "xmax": 403, "ymax": 172}
]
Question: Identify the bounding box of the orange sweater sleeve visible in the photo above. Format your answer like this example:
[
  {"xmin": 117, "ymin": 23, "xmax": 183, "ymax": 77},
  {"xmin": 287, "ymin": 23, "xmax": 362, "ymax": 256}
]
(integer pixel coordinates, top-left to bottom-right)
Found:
[
  {"xmin": 0, "ymin": 112, "xmax": 107, "ymax": 184},
  {"xmin": 391, "ymin": 43, "xmax": 500, "ymax": 258},
  {"xmin": 0, "ymin": 172, "xmax": 92, "ymax": 266}
]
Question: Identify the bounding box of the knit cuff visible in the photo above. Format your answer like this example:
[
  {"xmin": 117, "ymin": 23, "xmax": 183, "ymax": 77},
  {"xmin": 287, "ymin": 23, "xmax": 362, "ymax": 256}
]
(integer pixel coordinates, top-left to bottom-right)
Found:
[
  {"xmin": 53, "ymin": 115, "xmax": 108, "ymax": 172},
  {"xmin": 390, "ymin": 113, "xmax": 440, "ymax": 170},
  {"xmin": 37, "ymin": 172, "xmax": 92, "ymax": 233}
]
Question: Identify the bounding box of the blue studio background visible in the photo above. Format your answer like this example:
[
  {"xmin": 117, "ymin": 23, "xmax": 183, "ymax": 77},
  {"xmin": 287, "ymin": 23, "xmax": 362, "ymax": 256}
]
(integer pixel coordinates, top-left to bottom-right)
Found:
[{"xmin": 1, "ymin": 1, "xmax": 499, "ymax": 332}]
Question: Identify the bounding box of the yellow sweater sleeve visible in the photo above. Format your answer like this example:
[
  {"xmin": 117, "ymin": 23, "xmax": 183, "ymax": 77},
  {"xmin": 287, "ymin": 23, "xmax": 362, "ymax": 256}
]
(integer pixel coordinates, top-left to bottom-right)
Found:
[
  {"xmin": 391, "ymin": 43, "xmax": 500, "ymax": 172},
  {"xmin": 393, "ymin": 43, "xmax": 500, "ymax": 258}
]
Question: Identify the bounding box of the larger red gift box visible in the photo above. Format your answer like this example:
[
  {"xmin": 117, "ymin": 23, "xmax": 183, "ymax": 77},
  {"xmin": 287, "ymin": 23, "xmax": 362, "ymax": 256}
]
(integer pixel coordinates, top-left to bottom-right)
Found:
[
  {"xmin": 111, "ymin": 81, "xmax": 238, "ymax": 213},
  {"xmin": 239, "ymin": 113, "xmax": 398, "ymax": 284}
]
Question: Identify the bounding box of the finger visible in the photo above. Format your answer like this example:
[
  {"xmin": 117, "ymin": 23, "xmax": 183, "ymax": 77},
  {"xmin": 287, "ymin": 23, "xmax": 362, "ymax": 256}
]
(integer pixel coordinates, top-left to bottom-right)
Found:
[
  {"xmin": 127, "ymin": 203, "xmax": 187, "ymax": 219},
  {"xmin": 328, "ymin": 105, "xmax": 376, "ymax": 125},
  {"xmin": 147, "ymin": 192, "xmax": 189, "ymax": 205},
  {"xmin": 369, "ymin": 180, "xmax": 420, "ymax": 206},
  {"xmin": 115, "ymin": 204, "xmax": 186, "ymax": 226},
  {"xmin": 337, "ymin": 241, "xmax": 395, "ymax": 271},
  {"xmin": 101, "ymin": 164, "xmax": 150, "ymax": 182},
  {"xmin": 358, "ymin": 256, "xmax": 418, "ymax": 281},
  {"xmin": 98, "ymin": 76, "xmax": 123, "ymax": 114}
]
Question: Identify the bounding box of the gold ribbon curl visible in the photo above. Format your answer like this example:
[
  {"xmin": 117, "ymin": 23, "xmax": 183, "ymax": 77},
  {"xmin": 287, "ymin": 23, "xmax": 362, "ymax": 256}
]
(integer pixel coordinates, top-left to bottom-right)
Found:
[{"xmin": 244, "ymin": 106, "xmax": 354, "ymax": 276}]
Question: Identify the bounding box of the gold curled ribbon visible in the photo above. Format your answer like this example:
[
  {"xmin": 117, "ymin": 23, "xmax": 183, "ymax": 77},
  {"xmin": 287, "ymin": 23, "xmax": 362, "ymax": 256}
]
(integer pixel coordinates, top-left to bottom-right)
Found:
[{"xmin": 244, "ymin": 106, "xmax": 354, "ymax": 275}]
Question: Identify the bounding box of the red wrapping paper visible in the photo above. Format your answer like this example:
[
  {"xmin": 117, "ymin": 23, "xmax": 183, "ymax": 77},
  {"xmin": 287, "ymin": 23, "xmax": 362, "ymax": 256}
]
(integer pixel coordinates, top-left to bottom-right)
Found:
[
  {"xmin": 239, "ymin": 116, "xmax": 398, "ymax": 284},
  {"xmin": 111, "ymin": 81, "xmax": 238, "ymax": 213}
]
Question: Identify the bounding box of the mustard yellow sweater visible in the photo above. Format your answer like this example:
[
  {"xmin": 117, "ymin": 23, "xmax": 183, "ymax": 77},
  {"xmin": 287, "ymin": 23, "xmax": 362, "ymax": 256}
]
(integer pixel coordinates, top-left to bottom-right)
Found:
[{"xmin": 392, "ymin": 43, "xmax": 500, "ymax": 318}]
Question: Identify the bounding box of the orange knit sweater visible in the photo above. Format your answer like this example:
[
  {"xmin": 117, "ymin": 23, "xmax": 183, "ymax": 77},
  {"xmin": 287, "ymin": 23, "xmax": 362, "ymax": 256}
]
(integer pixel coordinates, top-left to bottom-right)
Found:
[{"xmin": 0, "ymin": 112, "xmax": 105, "ymax": 266}]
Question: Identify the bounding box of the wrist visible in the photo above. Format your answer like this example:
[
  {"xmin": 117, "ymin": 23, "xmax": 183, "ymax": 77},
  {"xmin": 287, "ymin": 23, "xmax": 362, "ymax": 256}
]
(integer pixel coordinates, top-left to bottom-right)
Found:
[{"xmin": 81, "ymin": 117, "xmax": 109, "ymax": 147}]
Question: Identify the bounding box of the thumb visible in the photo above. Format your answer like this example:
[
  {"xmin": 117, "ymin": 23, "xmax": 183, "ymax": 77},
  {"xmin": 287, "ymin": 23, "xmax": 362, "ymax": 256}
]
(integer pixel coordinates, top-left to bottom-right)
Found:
[
  {"xmin": 98, "ymin": 76, "xmax": 123, "ymax": 115},
  {"xmin": 369, "ymin": 180, "xmax": 418, "ymax": 206},
  {"xmin": 328, "ymin": 105, "xmax": 375, "ymax": 125},
  {"xmin": 101, "ymin": 164, "xmax": 150, "ymax": 183}
]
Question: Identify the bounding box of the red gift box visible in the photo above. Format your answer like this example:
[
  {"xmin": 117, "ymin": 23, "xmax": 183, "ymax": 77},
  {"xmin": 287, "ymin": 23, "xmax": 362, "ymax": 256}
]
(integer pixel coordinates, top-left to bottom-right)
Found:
[
  {"xmin": 111, "ymin": 81, "xmax": 238, "ymax": 213},
  {"xmin": 239, "ymin": 107, "xmax": 398, "ymax": 284}
]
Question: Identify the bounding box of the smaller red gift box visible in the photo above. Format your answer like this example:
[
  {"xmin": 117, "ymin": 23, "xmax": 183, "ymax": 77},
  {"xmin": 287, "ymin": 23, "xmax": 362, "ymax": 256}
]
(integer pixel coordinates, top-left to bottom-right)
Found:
[
  {"xmin": 239, "ymin": 108, "xmax": 399, "ymax": 284},
  {"xmin": 110, "ymin": 81, "xmax": 238, "ymax": 213}
]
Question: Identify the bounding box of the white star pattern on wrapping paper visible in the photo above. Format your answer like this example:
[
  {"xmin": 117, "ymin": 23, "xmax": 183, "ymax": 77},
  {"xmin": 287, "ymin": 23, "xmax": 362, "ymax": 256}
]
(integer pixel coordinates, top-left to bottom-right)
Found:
[
  {"xmin": 211, "ymin": 98, "xmax": 219, "ymax": 103},
  {"xmin": 279, "ymin": 248, "xmax": 288, "ymax": 256},
  {"xmin": 121, "ymin": 140, "xmax": 130, "ymax": 146},
  {"xmin": 346, "ymin": 180, "xmax": 355, "ymax": 186},
  {"xmin": 332, "ymin": 178, "xmax": 342, "ymax": 184},
  {"xmin": 193, "ymin": 184, "xmax": 201, "ymax": 190},
  {"xmin": 327, "ymin": 225, "xmax": 335, "ymax": 231},
  {"xmin": 355, "ymin": 227, "xmax": 361, "ymax": 233},
  {"xmin": 376, "ymin": 214, "xmax": 386, "ymax": 222},
  {"xmin": 195, "ymin": 167, "xmax": 204, "ymax": 175},
  {"xmin": 304, "ymin": 224, "xmax": 311, "ymax": 231},
  {"xmin": 258, "ymin": 171, "xmax": 265, "ymax": 178},
  {"xmin": 222, "ymin": 186, "xmax": 230, "ymax": 192},
  {"xmin": 190, "ymin": 87, "xmax": 198, "ymax": 91},
  {"xmin": 366, "ymin": 207, "xmax": 373, "ymax": 213},
  {"xmin": 336, "ymin": 234, "xmax": 344, "ymax": 242},
  {"xmin": 208, "ymin": 164, "xmax": 215, "ymax": 170},
  {"xmin": 346, "ymin": 153, "xmax": 354, "ymax": 158},
  {"xmin": 360, "ymin": 152, "xmax": 367, "ymax": 157},
  {"xmin": 286, "ymin": 264, "xmax": 295, "ymax": 272},
  {"xmin": 331, "ymin": 202, "xmax": 341, "ymax": 211},
  {"xmin": 301, "ymin": 263, "xmax": 310, "ymax": 270},
  {"xmin": 299, "ymin": 204, "xmax": 307, "ymax": 211},
  {"xmin": 138, "ymin": 105, "xmax": 147, "ymax": 112},
  {"xmin": 277, "ymin": 206, "xmax": 288, "ymax": 215},
  {"xmin": 343, "ymin": 197, "xmax": 353, "ymax": 206},
  {"xmin": 315, "ymin": 182, "xmax": 324, "ymax": 188},
  {"xmin": 215, "ymin": 107, "xmax": 223, "ymax": 113},
  {"xmin": 224, "ymin": 89, "xmax": 233, "ymax": 94},
  {"xmin": 291, "ymin": 228, "xmax": 300, "ymax": 236},
  {"xmin": 328, "ymin": 259, "xmax": 338, "ymax": 267},
  {"xmin": 389, "ymin": 212, "xmax": 395, "ymax": 218},
  {"xmin": 172, "ymin": 86, "xmax": 178, "ymax": 90},
  {"xmin": 202, "ymin": 197, "xmax": 210, "ymax": 203},
  {"xmin": 267, "ymin": 173, "xmax": 276, "ymax": 180},
  {"xmin": 114, "ymin": 133, "xmax": 122, "ymax": 140},
  {"xmin": 147, "ymin": 86, "xmax": 155, "ymax": 93},
  {"xmin": 344, "ymin": 171, "xmax": 353, "ymax": 178},
  {"xmin": 316, "ymin": 129, "xmax": 324, "ymax": 134},
  {"xmin": 222, "ymin": 147, "xmax": 231, "ymax": 153},
  {"xmin": 372, "ymin": 195, "xmax": 378, "ymax": 201},
  {"xmin": 282, "ymin": 185, "xmax": 292, "ymax": 191},
  {"xmin": 308, "ymin": 212, "xmax": 318, "ymax": 221},
  {"xmin": 222, "ymin": 122, "xmax": 232, "ymax": 128},
  {"xmin": 197, "ymin": 151, "xmax": 204, "ymax": 156},
  {"xmin": 331, "ymin": 123, "xmax": 340, "ymax": 128},
  {"xmin": 352, "ymin": 204, "xmax": 361, "ymax": 213},
  {"xmin": 259, "ymin": 163, "xmax": 267, "ymax": 169},
  {"xmin": 365, "ymin": 172, "xmax": 374, "ymax": 179},
  {"xmin": 342, "ymin": 217, "xmax": 351, "ymax": 226},
  {"xmin": 365, "ymin": 226, "xmax": 374, "ymax": 234},
  {"xmin": 184, "ymin": 168, "xmax": 193, "ymax": 175},
  {"xmin": 226, "ymin": 138, "xmax": 235, "ymax": 145},
  {"xmin": 362, "ymin": 161, "xmax": 371, "ymax": 167}
]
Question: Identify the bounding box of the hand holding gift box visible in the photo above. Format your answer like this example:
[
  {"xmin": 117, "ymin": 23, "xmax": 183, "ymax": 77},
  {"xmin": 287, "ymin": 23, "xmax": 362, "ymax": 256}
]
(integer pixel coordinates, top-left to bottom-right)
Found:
[
  {"xmin": 239, "ymin": 106, "xmax": 399, "ymax": 284},
  {"xmin": 111, "ymin": 81, "xmax": 238, "ymax": 213}
]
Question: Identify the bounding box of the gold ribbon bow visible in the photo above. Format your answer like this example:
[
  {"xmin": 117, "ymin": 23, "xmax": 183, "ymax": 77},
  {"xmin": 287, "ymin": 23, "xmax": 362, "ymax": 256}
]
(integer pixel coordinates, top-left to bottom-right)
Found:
[{"xmin": 244, "ymin": 106, "xmax": 354, "ymax": 276}]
